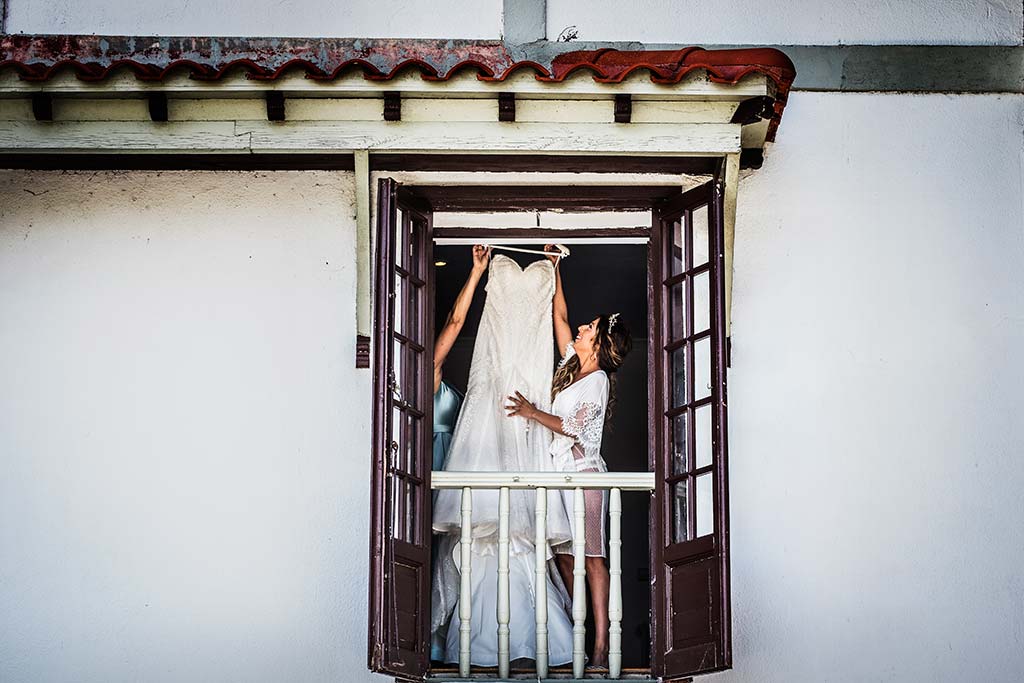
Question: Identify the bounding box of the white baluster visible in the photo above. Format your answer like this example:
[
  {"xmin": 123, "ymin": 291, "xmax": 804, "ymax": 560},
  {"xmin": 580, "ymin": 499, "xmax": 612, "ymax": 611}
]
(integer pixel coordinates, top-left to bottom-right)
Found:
[
  {"xmin": 497, "ymin": 486, "xmax": 510, "ymax": 679},
  {"xmin": 535, "ymin": 487, "xmax": 549, "ymax": 679},
  {"xmin": 459, "ymin": 487, "xmax": 472, "ymax": 678},
  {"xmin": 609, "ymin": 487, "xmax": 623, "ymax": 679},
  {"xmin": 572, "ymin": 486, "xmax": 587, "ymax": 679}
]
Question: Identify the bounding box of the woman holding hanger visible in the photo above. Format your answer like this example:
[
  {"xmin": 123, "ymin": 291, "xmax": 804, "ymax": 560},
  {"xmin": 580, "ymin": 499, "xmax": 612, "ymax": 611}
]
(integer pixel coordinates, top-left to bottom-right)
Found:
[
  {"xmin": 430, "ymin": 244, "xmax": 489, "ymax": 661},
  {"xmin": 432, "ymin": 244, "xmax": 490, "ymax": 468},
  {"xmin": 504, "ymin": 244, "xmax": 633, "ymax": 671}
]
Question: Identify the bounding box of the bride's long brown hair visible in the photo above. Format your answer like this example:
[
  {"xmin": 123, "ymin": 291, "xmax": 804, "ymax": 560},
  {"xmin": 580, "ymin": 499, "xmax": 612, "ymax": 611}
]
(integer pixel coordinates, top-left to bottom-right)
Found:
[{"xmin": 551, "ymin": 314, "xmax": 632, "ymax": 424}]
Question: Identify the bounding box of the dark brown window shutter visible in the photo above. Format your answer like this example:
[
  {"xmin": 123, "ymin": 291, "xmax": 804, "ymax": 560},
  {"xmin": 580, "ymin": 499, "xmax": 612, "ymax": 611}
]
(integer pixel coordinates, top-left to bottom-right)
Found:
[
  {"xmin": 650, "ymin": 170, "xmax": 732, "ymax": 679},
  {"xmin": 368, "ymin": 177, "xmax": 434, "ymax": 680}
]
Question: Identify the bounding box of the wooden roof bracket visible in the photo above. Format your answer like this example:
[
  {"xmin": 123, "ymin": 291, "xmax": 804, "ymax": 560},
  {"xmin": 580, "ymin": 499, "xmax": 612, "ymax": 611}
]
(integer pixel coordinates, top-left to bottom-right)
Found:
[
  {"xmin": 148, "ymin": 93, "xmax": 168, "ymax": 122},
  {"xmin": 498, "ymin": 93, "xmax": 516, "ymax": 122},
  {"xmin": 31, "ymin": 93, "xmax": 52, "ymax": 121},
  {"xmin": 384, "ymin": 93, "xmax": 401, "ymax": 121},
  {"xmin": 614, "ymin": 94, "xmax": 632, "ymax": 123},
  {"xmin": 266, "ymin": 92, "xmax": 286, "ymax": 121}
]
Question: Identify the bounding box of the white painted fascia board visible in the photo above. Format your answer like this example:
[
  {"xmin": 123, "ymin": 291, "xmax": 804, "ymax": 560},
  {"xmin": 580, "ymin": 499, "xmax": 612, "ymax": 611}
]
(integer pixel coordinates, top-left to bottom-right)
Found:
[
  {"xmin": 236, "ymin": 120, "xmax": 741, "ymax": 154},
  {"xmin": 0, "ymin": 120, "xmax": 741, "ymax": 155}
]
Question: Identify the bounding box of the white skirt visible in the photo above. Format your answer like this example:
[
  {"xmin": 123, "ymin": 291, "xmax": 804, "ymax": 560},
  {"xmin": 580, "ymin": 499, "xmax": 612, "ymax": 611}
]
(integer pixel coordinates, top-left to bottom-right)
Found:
[{"xmin": 444, "ymin": 549, "xmax": 574, "ymax": 666}]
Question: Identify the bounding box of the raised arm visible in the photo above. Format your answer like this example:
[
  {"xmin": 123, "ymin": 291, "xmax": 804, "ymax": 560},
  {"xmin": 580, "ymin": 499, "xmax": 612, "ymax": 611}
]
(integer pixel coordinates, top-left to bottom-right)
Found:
[
  {"xmin": 547, "ymin": 244, "xmax": 573, "ymax": 353},
  {"xmin": 433, "ymin": 245, "xmax": 490, "ymax": 392}
]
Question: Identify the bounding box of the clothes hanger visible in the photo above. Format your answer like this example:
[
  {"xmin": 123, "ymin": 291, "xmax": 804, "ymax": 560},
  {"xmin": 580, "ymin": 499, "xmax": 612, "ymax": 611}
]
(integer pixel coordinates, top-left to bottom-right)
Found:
[{"xmin": 487, "ymin": 243, "xmax": 571, "ymax": 260}]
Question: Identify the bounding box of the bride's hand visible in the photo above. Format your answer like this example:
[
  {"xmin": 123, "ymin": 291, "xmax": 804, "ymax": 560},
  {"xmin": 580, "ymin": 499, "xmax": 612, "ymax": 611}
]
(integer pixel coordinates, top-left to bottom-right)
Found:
[
  {"xmin": 543, "ymin": 244, "xmax": 561, "ymax": 266},
  {"xmin": 505, "ymin": 391, "xmax": 536, "ymax": 420}
]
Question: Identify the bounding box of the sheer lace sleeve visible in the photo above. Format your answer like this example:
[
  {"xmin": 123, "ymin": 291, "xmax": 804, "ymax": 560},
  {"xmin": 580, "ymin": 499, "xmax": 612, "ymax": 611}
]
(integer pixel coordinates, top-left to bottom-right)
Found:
[
  {"xmin": 558, "ymin": 372, "xmax": 610, "ymax": 468},
  {"xmin": 558, "ymin": 341, "xmax": 576, "ymax": 368},
  {"xmin": 561, "ymin": 400, "xmax": 605, "ymax": 452}
]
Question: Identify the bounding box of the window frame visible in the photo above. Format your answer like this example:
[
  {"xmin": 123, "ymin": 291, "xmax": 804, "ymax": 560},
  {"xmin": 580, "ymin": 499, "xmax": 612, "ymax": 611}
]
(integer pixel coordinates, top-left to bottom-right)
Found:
[{"xmin": 368, "ymin": 177, "xmax": 732, "ymax": 680}]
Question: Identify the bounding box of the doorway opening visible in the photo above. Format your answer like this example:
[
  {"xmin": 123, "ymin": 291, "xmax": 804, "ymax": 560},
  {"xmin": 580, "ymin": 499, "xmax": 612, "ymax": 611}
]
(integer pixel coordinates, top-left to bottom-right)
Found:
[
  {"xmin": 430, "ymin": 237, "xmax": 652, "ymax": 675},
  {"xmin": 370, "ymin": 173, "xmax": 731, "ymax": 682}
]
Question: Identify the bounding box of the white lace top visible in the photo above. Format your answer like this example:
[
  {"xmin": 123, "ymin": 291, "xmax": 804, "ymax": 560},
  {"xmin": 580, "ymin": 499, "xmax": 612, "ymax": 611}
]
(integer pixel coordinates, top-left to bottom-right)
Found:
[{"xmin": 549, "ymin": 344, "xmax": 610, "ymax": 473}]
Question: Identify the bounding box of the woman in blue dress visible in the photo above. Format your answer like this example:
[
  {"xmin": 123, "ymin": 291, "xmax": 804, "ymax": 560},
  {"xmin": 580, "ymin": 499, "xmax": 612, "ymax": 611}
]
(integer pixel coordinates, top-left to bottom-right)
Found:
[{"xmin": 430, "ymin": 244, "xmax": 490, "ymax": 660}]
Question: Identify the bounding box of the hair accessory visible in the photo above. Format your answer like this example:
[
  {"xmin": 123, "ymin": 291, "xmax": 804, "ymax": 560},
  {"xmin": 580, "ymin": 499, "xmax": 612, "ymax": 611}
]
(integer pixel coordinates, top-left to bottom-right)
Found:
[{"xmin": 607, "ymin": 312, "xmax": 621, "ymax": 330}]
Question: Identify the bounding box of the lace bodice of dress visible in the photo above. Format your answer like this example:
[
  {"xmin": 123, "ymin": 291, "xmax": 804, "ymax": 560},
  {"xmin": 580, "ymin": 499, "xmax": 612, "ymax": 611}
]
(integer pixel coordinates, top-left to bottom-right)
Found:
[{"xmin": 432, "ymin": 254, "xmax": 570, "ymax": 549}]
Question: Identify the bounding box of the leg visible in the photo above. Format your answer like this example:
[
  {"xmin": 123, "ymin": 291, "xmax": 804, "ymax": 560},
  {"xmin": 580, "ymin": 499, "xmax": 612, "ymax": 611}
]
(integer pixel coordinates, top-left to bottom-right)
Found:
[
  {"xmin": 555, "ymin": 553, "xmax": 575, "ymax": 601},
  {"xmin": 586, "ymin": 556, "xmax": 610, "ymax": 668},
  {"xmin": 581, "ymin": 486, "xmax": 609, "ymax": 668}
]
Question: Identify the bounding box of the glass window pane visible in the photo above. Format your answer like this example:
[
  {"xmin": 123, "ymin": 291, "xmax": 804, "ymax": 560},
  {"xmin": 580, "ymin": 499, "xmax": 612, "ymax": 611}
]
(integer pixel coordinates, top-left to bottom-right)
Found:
[
  {"xmin": 408, "ymin": 284, "xmax": 421, "ymax": 343},
  {"xmin": 406, "ymin": 347, "xmax": 420, "ymax": 410},
  {"xmin": 393, "ymin": 275, "xmax": 405, "ymax": 336},
  {"xmin": 396, "ymin": 208, "xmax": 407, "ymax": 270},
  {"xmin": 696, "ymin": 472, "xmax": 713, "ymax": 537},
  {"xmin": 671, "ymin": 346, "xmax": 687, "ymax": 407},
  {"xmin": 694, "ymin": 404, "xmax": 712, "ymax": 469},
  {"xmin": 392, "ymin": 338, "xmax": 405, "ymax": 404},
  {"xmin": 669, "ymin": 283, "xmax": 685, "ymax": 341},
  {"xmin": 693, "ymin": 270, "xmax": 710, "ymax": 335},
  {"xmin": 672, "ymin": 480, "xmax": 688, "ymax": 543},
  {"xmin": 692, "ymin": 205, "xmax": 709, "ymax": 267},
  {"xmin": 391, "ymin": 475, "xmax": 404, "ymax": 540},
  {"xmin": 391, "ymin": 406, "xmax": 403, "ymax": 469},
  {"xmin": 694, "ymin": 336, "xmax": 711, "ymax": 402},
  {"xmin": 407, "ymin": 216, "xmax": 418, "ymax": 277},
  {"xmin": 672, "ymin": 414, "xmax": 687, "ymax": 475},
  {"xmin": 406, "ymin": 412, "xmax": 419, "ymax": 477},
  {"xmin": 401, "ymin": 481, "xmax": 413, "ymax": 544},
  {"xmin": 670, "ymin": 220, "xmax": 685, "ymax": 275}
]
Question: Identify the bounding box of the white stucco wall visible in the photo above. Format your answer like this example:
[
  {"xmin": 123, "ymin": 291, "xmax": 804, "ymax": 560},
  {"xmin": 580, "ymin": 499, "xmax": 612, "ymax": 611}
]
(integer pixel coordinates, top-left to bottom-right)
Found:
[
  {"xmin": 723, "ymin": 92, "xmax": 1024, "ymax": 682},
  {"xmin": 1, "ymin": 94, "xmax": 1023, "ymax": 682},
  {"xmin": 547, "ymin": 0, "xmax": 1024, "ymax": 45},
  {"xmin": 0, "ymin": 170, "xmax": 377, "ymax": 682},
  {"xmin": 5, "ymin": 0, "xmax": 503, "ymax": 39},
  {"xmin": 8, "ymin": 0, "xmax": 1024, "ymax": 44}
]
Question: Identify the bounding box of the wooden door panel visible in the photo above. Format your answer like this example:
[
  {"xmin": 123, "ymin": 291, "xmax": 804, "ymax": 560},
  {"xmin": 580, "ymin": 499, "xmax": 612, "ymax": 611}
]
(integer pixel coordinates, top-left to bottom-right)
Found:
[
  {"xmin": 652, "ymin": 170, "xmax": 731, "ymax": 680},
  {"xmin": 368, "ymin": 178, "xmax": 434, "ymax": 681}
]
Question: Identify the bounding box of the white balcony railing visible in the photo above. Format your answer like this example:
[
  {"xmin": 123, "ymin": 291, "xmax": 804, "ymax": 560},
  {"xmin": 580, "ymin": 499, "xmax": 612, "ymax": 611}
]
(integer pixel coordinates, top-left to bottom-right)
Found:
[{"xmin": 431, "ymin": 471, "xmax": 656, "ymax": 680}]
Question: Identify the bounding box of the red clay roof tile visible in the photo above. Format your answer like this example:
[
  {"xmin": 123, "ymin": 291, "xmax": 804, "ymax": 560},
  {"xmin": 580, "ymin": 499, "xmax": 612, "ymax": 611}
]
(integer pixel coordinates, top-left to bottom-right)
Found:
[{"xmin": 1, "ymin": 36, "xmax": 795, "ymax": 140}]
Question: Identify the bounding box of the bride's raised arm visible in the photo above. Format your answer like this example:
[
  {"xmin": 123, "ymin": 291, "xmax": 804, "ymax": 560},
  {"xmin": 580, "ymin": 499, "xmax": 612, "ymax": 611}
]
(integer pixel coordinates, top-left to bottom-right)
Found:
[{"xmin": 546, "ymin": 244, "xmax": 573, "ymax": 353}]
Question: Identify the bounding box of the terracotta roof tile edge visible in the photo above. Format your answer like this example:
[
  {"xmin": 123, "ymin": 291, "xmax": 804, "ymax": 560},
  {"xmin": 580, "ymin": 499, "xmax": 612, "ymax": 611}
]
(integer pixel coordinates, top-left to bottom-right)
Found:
[{"xmin": 0, "ymin": 36, "xmax": 795, "ymax": 141}]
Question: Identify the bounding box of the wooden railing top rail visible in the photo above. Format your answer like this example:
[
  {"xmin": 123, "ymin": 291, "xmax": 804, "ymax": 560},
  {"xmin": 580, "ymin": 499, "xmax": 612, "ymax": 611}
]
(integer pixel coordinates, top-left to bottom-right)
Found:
[{"xmin": 430, "ymin": 471, "xmax": 656, "ymax": 491}]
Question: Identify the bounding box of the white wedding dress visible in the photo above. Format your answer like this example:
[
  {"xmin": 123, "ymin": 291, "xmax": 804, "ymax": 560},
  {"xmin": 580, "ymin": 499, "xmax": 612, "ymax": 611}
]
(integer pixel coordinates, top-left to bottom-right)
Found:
[{"xmin": 432, "ymin": 254, "xmax": 574, "ymax": 666}]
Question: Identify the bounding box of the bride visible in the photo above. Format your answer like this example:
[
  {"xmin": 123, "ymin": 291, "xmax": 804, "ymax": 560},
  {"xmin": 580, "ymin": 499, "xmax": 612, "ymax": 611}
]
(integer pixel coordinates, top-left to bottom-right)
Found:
[{"xmin": 431, "ymin": 250, "xmax": 575, "ymax": 667}]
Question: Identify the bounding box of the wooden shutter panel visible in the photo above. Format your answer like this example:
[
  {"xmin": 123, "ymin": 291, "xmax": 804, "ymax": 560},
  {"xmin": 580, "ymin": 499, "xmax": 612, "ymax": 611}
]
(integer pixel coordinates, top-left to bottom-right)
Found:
[
  {"xmin": 368, "ymin": 178, "xmax": 435, "ymax": 680},
  {"xmin": 650, "ymin": 171, "xmax": 732, "ymax": 678}
]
